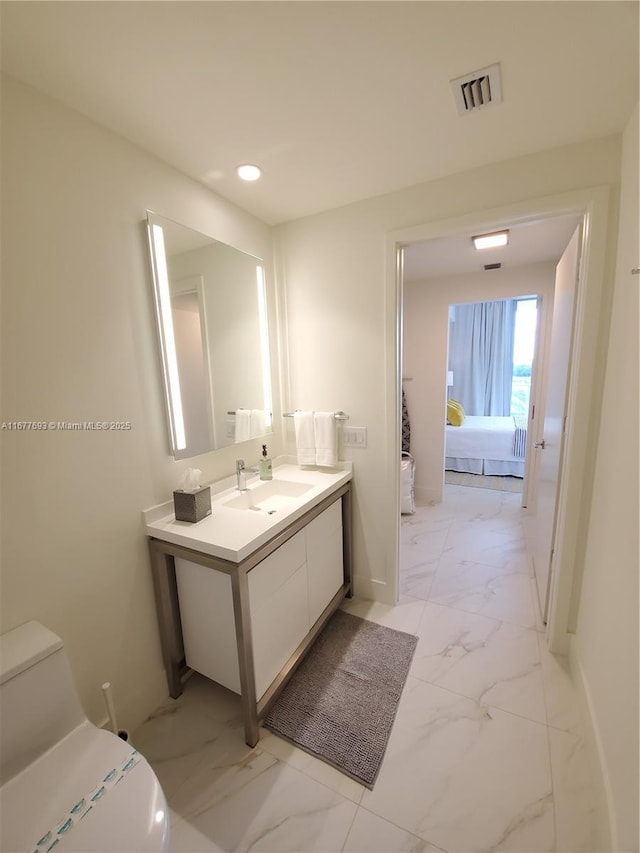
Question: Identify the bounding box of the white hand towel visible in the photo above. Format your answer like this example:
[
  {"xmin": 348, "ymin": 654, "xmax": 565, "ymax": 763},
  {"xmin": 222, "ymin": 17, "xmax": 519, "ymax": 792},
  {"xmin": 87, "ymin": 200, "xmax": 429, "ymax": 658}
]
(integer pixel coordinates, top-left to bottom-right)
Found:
[
  {"xmin": 293, "ymin": 411, "xmax": 316, "ymax": 466},
  {"xmin": 314, "ymin": 412, "xmax": 338, "ymax": 467},
  {"xmin": 235, "ymin": 409, "xmax": 251, "ymax": 443},
  {"xmin": 250, "ymin": 409, "xmax": 266, "ymax": 438}
]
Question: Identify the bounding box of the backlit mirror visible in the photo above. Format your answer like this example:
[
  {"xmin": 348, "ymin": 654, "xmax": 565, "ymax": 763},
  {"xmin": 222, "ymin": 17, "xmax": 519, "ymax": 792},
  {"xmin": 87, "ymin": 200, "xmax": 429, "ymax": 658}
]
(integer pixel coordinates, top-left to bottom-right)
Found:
[{"xmin": 146, "ymin": 212, "xmax": 273, "ymax": 459}]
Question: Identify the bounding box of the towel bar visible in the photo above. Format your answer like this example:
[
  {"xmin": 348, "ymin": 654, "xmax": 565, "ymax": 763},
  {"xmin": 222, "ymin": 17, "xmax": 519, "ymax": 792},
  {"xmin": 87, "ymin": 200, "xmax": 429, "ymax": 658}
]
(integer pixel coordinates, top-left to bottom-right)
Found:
[{"xmin": 283, "ymin": 410, "xmax": 349, "ymax": 421}]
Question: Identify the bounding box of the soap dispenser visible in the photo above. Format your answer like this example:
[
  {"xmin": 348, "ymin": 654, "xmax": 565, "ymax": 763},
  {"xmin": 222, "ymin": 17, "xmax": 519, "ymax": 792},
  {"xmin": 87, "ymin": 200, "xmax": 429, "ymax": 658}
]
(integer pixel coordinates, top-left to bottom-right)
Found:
[{"xmin": 259, "ymin": 444, "xmax": 273, "ymax": 481}]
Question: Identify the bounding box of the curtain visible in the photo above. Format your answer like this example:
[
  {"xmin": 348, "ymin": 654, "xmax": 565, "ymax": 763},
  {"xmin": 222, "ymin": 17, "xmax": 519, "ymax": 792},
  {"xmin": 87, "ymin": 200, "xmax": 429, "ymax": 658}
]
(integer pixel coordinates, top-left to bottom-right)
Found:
[{"xmin": 449, "ymin": 299, "xmax": 516, "ymax": 416}]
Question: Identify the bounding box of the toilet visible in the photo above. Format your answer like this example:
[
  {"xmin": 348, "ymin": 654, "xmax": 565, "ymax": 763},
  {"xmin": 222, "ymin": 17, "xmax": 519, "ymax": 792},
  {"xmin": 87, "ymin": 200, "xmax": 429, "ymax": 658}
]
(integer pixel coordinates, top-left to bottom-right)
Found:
[{"xmin": 0, "ymin": 621, "xmax": 170, "ymax": 853}]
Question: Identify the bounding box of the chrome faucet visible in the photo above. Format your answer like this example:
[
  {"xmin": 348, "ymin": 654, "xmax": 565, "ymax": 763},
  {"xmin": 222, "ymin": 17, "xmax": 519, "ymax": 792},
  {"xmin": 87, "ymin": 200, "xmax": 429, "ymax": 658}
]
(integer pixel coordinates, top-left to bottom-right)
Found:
[
  {"xmin": 235, "ymin": 459, "xmax": 258, "ymax": 491},
  {"xmin": 236, "ymin": 459, "xmax": 247, "ymax": 491}
]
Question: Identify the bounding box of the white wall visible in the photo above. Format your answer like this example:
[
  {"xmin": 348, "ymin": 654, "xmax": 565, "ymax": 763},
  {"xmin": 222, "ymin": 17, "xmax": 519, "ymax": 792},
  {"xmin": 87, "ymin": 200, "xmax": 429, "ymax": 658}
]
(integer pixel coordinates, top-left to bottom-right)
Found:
[
  {"xmin": 403, "ymin": 262, "xmax": 556, "ymax": 502},
  {"xmin": 276, "ymin": 135, "xmax": 621, "ymax": 604},
  {"xmin": 571, "ymin": 103, "xmax": 639, "ymax": 852},
  {"xmin": 0, "ymin": 76, "xmax": 280, "ymax": 730}
]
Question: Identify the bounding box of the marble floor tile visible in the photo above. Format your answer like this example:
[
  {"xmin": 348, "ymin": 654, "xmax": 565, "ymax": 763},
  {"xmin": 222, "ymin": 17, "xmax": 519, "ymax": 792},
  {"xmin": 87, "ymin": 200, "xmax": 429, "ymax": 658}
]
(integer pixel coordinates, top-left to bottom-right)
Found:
[
  {"xmin": 428, "ymin": 556, "xmax": 537, "ymax": 629},
  {"xmin": 169, "ymin": 749, "xmax": 358, "ymax": 852},
  {"xmin": 412, "ymin": 602, "xmax": 546, "ymax": 724},
  {"xmin": 408, "ymin": 499, "xmax": 457, "ymax": 525},
  {"xmin": 441, "ymin": 486, "xmax": 506, "ymax": 520},
  {"xmin": 168, "ymin": 808, "xmax": 224, "ymax": 852},
  {"xmin": 442, "ymin": 527, "xmax": 529, "ymax": 574},
  {"xmin": 401, "ymin": 522, "xmax": 446, "ymax": 572},
  {"xmin": 341, "ymin": 595, "xmax": 426, "ymax": 635},
  {"xmin": 401, "ymin": 511, "xmax": 452, "ymax": 538},
  {"xmin": 361, "ymin": 677, "xmax": 554, "ymax": 853},
  {"xmin": 402, "ymin": 524, "xmax": 450, "ymax": 561},
  {"xmin": 343, "ymin": 807, "xmax": 444, "ymax": 853},
  {"xmin": 132, "ymin": 675, "xmax": 244, "ymax": 798},
  {"xmin": 548, "ymin": 728, "xmax": 600, "ymax": 853},
  {"xmin": 257, "ymin": 724, "xmax": 365, "ymax": 803},
  {"xmin": 447, "ymin": 503, "xmax": 525, "ymax": 535},
  {"xmin": 399, "ymin": 556, "xmax": 438, "ymax": 601}
]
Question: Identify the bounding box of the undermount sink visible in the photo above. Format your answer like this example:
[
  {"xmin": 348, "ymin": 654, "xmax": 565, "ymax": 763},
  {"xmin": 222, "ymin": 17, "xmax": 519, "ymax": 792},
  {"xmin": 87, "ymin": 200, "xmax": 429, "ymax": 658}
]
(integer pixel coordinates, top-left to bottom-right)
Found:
[{"xmin": 223, "ymin": 479, "xmax": 315, "ymax": 512}]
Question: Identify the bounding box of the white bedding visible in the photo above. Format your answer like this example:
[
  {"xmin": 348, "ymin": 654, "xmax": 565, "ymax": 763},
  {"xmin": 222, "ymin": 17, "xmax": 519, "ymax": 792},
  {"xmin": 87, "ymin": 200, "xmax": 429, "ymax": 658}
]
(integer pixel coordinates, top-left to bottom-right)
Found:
[{"xmin": 445, "ymin": 416, "xmax": 525, "ymax": 477}]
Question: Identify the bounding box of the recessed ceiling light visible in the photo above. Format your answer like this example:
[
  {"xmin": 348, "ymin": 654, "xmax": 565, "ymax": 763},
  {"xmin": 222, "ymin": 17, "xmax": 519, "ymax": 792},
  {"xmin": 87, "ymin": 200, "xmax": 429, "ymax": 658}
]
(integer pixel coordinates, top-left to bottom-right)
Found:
[
  {"xmin": 237, "ymin": 164, "xmax": 261, "ymax": 182},
  {"xmin": 472, "ymin": 230, "xmax": 509, "ymax": 250}
]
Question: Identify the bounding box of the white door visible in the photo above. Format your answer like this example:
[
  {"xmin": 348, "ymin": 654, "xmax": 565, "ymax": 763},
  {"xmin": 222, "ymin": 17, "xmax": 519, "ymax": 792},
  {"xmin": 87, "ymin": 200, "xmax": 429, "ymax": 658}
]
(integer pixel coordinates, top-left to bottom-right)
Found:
[{"xmin": 528, "ymin": 225, "xmax": 581, "ymax": 621}]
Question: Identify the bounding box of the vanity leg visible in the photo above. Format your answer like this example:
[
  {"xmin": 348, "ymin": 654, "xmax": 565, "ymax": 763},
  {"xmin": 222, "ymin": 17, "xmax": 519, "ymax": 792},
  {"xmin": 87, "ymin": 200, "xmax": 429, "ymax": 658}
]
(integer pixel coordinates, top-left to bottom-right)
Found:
[
  {"xmin": 342, "ymin": 486, "xmax": 354, "ymax": 598},
  {"xmin": 149, "ymin": 541, "xmax": 185, "ymax": 699},
  {"xmin": 230, "ymin": 567, "xmax": 259, "ymax": 747}
]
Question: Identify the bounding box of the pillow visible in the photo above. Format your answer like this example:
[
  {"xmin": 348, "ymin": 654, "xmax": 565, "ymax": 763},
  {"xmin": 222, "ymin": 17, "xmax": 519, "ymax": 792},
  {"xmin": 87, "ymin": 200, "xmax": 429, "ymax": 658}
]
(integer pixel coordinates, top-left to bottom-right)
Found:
[{"xmin": 447, "ymin": 399, "xmax": 465, "ymax": 426}]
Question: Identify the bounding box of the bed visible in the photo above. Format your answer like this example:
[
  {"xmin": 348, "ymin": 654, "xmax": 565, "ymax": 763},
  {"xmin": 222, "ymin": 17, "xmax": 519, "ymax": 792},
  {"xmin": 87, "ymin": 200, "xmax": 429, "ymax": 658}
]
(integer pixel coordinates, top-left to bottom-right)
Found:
[{"xmin": 445, "ymin": 415, "xmax": 527, "ymax": 478}]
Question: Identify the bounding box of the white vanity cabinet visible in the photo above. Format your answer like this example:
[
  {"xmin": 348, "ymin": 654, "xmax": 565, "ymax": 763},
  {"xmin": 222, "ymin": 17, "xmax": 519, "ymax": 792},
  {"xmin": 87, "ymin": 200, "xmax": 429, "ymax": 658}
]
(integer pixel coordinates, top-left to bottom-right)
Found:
[
  {"xmin": 148, "ymin": 482, "xmax": 351, "ymax": 747},
  {"xmin": 175, "ymin": 500, "xmax": 344, "ymax": 703}
]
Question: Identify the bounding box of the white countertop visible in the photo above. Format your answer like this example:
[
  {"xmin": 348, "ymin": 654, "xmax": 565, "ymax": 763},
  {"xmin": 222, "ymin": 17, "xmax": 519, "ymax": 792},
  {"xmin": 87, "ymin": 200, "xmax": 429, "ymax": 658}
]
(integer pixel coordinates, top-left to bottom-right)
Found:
[{"xmin": 142, "ymin": 459, "xmax": 352, "ymax": 562}]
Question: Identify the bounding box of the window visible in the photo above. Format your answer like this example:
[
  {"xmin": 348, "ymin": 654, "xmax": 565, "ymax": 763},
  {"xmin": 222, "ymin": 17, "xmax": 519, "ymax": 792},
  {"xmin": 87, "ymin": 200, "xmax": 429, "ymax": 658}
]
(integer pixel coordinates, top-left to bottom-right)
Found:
[{"xmin": 511, "ymin": 298, "xmax": 538, "ymax": 416}]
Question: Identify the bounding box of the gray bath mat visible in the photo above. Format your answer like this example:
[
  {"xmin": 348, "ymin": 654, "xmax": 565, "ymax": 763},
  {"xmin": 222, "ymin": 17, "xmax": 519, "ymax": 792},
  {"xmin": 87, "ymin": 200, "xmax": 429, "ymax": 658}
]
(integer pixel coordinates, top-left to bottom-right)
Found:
[{"xmin": 263, "ymin": 609, "xmax": 417, "ymax": 789}]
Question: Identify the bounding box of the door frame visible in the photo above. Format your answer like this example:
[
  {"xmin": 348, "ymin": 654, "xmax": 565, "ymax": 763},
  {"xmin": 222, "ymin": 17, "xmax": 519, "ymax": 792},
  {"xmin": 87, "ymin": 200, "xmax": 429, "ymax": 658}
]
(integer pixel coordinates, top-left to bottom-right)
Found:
[{"xmin": 386, "ymin": 186, "xmax": 610, "ymax": 653}]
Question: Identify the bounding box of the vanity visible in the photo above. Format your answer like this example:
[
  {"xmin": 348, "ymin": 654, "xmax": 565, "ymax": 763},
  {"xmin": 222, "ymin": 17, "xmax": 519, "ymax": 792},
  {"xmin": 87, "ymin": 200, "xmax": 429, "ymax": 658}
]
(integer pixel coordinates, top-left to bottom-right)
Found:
[
  {"xmin": 142, "ymin": 214, "xmax": 352, "ymax": 747},
  {"xmin": 143, "ymin": 461, "xmax": 353, "ymax": 747}
]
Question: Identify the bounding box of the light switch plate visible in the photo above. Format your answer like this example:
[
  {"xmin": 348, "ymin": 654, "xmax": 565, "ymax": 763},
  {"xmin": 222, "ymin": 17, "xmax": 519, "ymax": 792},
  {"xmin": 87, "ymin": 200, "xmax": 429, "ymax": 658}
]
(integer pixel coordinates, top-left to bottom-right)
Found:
[{"xmin": 343, "ymin": 427, "xmax": 367, "ymax": 448}]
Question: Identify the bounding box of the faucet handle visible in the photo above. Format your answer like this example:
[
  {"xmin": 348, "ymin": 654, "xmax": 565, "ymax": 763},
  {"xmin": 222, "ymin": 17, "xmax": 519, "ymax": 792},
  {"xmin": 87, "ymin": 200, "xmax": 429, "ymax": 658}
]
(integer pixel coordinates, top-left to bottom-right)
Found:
[{"xmin": 236, "ymin": 459, "xmax": 245, "ymax": 473}]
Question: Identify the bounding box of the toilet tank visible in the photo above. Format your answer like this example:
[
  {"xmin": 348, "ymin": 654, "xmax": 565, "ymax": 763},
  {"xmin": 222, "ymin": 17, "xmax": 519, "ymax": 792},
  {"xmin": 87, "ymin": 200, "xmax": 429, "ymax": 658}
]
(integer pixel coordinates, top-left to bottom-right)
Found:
[{"xmin": 0, "ymin": 621, "xmax": 86, "ymax": 785}]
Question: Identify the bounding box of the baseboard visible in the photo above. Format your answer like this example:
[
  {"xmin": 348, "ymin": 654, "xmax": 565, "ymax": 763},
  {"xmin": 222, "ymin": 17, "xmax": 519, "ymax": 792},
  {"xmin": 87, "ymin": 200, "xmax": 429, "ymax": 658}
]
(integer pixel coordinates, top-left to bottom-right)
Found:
[
  {"xmin": 568, "ymin": 639, "xmax": 615, "ymax": 852},
  {"xmin": 414, "ymin": 485, "xmax": 442, "ymax": 504}
]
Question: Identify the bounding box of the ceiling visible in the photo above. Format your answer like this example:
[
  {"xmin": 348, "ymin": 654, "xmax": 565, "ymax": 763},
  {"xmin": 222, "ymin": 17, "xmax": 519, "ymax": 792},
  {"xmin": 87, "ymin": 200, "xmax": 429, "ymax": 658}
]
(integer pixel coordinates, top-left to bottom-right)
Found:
[
  {"xmin": 403, "ymin": 213, "xmax": 582, "ymax": 282},
  {"xmin": 1, "ymin": 1, "xmax": 638, "ymax": 227}
]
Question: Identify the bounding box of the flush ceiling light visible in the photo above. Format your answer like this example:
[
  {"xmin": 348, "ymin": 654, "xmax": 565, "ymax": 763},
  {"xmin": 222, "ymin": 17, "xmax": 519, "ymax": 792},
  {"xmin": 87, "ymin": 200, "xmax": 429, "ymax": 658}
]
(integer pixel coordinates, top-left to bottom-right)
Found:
[
  {"xmin": 472, "ymin": 230, "xmax": 509, "ymax": 250},
  {"xmin": 237, "ymin": 164, "xmax": 261, "ymax": 182}
]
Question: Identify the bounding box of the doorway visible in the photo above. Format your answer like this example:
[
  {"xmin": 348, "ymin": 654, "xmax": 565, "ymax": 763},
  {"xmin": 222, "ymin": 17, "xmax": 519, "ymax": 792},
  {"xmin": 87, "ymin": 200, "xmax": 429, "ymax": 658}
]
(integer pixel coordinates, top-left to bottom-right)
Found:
[
  {"xmin": 400, "ymin": 216, "xmax": 573, "ymax": 507},
  {"xmin": 390, "ymin": 188, "xmax": 610, "ymax": 652},
  {"xmin": 443, "ymin": 294, "xmax": 541, "ymax": 499}
]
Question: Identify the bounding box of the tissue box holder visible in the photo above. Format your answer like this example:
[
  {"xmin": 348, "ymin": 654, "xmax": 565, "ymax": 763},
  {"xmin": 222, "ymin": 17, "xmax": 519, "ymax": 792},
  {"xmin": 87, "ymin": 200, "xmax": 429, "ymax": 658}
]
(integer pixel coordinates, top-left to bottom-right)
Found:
[{"xmin": 173, "ymin": 486, "xmax": 211, "ymax": 523}]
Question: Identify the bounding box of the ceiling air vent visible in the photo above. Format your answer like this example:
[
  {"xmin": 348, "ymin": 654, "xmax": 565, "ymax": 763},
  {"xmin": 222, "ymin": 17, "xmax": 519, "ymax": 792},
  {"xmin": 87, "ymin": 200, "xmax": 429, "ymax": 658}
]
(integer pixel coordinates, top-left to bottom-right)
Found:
[
  {"xmin": 484, "ymin": 263, "xmax": 502, "ymax": 271},
  {"xmin": 451, "ymin": 63, "xmax": 502, "ymax": 116}
]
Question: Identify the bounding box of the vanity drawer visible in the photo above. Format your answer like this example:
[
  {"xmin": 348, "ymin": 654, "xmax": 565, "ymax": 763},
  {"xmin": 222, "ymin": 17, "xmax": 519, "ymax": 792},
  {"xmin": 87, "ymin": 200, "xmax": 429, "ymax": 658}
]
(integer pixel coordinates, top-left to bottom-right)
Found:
[
  {"xmin": 250, "ymin": 563, "xmax": 309, "ymax": 700},
  {"xmin": 305, "ymin": 498, "xmax": 341, "ymax": 544},
  {"xmin": 248, "ymin": 531, "xmax": 308, "ymax": 699},
  {"xmin": 306, "ymin": 500, "xmax": 344, "ymax": 626},
  {"xmin": 247, "ymin": 530, "xmax": 306, "ymax": 600}
]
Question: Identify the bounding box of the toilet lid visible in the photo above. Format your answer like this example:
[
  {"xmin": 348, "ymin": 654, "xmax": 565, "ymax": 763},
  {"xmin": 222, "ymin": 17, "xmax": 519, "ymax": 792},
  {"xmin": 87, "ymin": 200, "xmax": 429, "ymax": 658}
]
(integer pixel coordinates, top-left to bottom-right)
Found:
[{"xmin": 1, "ymin": 723, "xmax": 169, "ymax": 853}]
